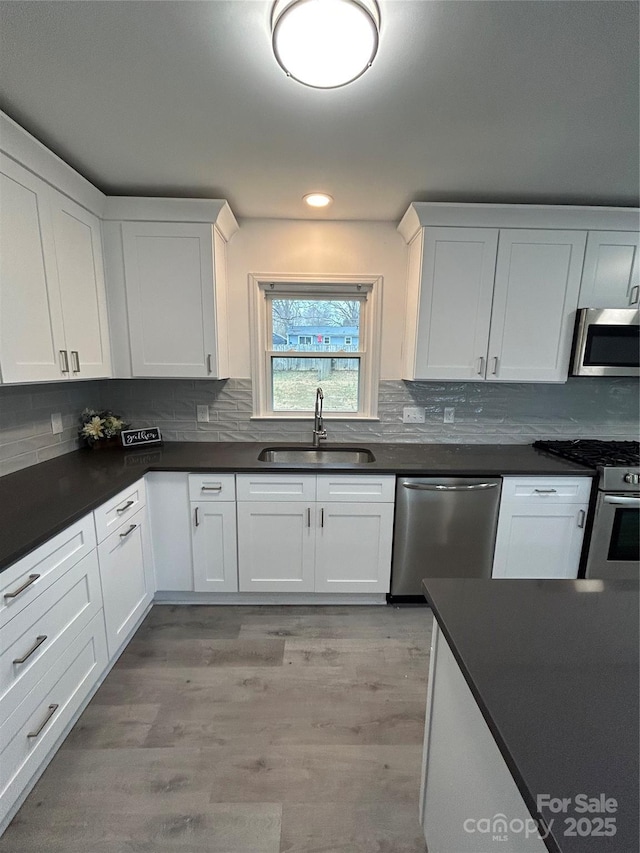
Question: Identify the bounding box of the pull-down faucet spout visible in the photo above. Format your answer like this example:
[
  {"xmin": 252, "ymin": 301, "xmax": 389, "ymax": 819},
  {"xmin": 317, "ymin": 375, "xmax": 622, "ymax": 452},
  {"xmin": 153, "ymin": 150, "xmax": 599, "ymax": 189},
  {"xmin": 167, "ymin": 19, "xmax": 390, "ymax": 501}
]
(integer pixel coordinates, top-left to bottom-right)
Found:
[{"xmin": 312, "ymin": 387, "xmax": 328, "ymax": 447}]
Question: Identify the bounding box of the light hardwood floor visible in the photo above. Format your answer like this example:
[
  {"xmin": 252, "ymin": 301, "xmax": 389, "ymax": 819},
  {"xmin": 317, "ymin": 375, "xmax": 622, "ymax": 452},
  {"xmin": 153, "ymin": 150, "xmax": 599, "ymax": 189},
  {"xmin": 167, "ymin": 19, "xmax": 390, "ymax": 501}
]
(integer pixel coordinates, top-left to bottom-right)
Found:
[{"xmin": 1, "ymin": 605, "xmax": 432, "ymax": 852}]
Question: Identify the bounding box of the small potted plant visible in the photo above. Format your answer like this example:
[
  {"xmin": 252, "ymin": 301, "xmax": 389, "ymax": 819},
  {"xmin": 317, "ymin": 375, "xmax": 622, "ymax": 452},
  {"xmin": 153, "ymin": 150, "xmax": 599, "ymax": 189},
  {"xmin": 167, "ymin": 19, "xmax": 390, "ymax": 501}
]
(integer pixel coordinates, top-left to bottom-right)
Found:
[{"xmin": 79, "ymin": 409, "xmax": 128, "ymax": 449}]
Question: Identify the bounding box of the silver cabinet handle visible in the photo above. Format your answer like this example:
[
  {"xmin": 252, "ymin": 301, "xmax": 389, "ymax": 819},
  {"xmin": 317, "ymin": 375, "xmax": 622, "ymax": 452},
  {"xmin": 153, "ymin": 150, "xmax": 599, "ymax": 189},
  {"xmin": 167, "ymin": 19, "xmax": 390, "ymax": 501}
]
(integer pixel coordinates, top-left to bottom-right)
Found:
[
  {"xmin": 116, "ymin": 500, "xmax": 135, "ymax": 514},
  {"xmin": 630, "ymin": 284, "xmax": 639, "ymax": 305},
  {"xmin": 307, "ymin": 507, "xmax": 311, "ymax": 528},
  {"xmin": 491, "ymin": 356, "xmax": 499, "ymax": 375},
  {"xmin": 534, "ymin": 488, "xmax": 557, "ymax": 494},
  {"xmin": 201, "ymin": 485, "xmax": 222, "ymax": 492},
  {"xmin": 577, "ymin": 509, "xmax": 586, "ymax": 529},
  {"xmin": 207, "ymin": 353, "xmax": 213, "ymax": 374},
  {"xmin": 60, "ymin": 350, "xmax": 69, "ymax": 374},
  {"xmin": 119, "ymin": 524, "xmax": 137, "ymax": 539},
  {"xmin": 194, "ymin": 506, "xmax": 200, "ymax": 527},
  {"xmin": 402, "ymin": 482, "xmax": 498, "ymax": 492},
  {"xmin": 13, "ymin": 635, "xmax": 47, "ymax": 665},
  {"xmin": 27, "ymin": 703, "xmax": 59, "ymax": 738},
  {"xmin": 4, "ymin": 573, "xmax": 40, "ymax": 600},
  {"xmin": 477, "ymin": 356, "xmax": 485, "ymax": 376},
  {"xmin": 70, "ymin": 350, "xmax": 80, "ymax": 373},
  {"xmin": 320, "ymin": 507, "xmax": 324, "ymax": 528}
]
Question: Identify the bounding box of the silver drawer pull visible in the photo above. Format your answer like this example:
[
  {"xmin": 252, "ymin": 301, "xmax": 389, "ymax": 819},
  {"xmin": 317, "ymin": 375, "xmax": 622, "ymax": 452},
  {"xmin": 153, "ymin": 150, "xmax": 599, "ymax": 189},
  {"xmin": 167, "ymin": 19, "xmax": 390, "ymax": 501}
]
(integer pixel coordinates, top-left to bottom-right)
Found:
[
  {"xmin": 477, "ymin": 356, "xmax": 485, "ymax": 376},
  {"xmin": 534, "ymin": 489, "xmax": 557, "ymax": 494},
  {"xmin": 14, "ymin": 635, "xmax": 48, "ymax": 665},
  {"xmin": 207, "ymin": 353, "xmax": 213, "ymax": 374},
  {"xmin": 577, "ymin": 510, "xmax": 586, "ymax": 529},
  {"xmin": 116, "ymin": 500, "xmax": 135, "ymax": 514},
  {"xmin": 402, "ymin": 482, "xmax": 498, "ymax": 492},
  {"xmin": 59, "ymin": 350, "xmax": 69, "ymax": 374},
  {"xmin": 4, "ymin": 574, "xmax": 40, "ymax": 600},
  {"xmin": 630, "ymin": 284, "xmax": 639, "ymax": 305},
  {"xmin": 194, "ymin": 506, "xmax": 200, "ymax": 527},
  {"xmin": 119, "ymin": 524, "xmax": 137, "ymax": 539},
  {"xmin": 27, "ymin": 703, "xmax": 59, "ymax": 739},
  {"xmin": 70, "ymin": 350, "xmax": 80, "ymax": 374},
  {"xmin": 201, "ymin": 485, "xmax": 222, "ymax": 492}
]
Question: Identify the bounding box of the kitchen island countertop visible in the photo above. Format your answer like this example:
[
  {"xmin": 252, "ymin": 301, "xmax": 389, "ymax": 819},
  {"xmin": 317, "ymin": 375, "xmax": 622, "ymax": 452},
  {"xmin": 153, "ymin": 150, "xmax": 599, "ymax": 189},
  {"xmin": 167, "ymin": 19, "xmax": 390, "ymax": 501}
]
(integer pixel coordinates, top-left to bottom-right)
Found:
[
  {"xmin": 0, "ymin": 441, "xmax": 591, "ymax": 572},
  {"xmin": 422, "ymin": 577, "xmax": 640, "ymax": 853}
]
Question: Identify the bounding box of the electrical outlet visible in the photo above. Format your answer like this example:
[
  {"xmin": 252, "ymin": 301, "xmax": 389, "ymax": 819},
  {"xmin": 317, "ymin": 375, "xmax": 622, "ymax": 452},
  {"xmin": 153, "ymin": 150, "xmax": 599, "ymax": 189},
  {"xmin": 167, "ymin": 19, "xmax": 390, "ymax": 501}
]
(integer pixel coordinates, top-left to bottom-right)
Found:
[
  {"xmin": 51, "ymin": 412, "xmax": 63, "ymax": 435},
  {"xmin": 196, "ymin": 405, "xmax": 210, "ymax": 423},
  {"xmin": 443, "ymin": 407, "xmax": 455, "ymax": 424},
  {"xmin": 403, "ymin": 406, "xmax": 425, "ymax": 424}
]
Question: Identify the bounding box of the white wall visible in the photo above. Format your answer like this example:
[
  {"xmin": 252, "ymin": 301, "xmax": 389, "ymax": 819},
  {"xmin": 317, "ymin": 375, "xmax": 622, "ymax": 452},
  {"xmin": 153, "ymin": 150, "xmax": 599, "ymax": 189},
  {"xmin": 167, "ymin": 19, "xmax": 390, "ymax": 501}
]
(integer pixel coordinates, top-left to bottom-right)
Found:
[{"xmin": 226, "ymin": 219, "xmax": 407, "ymax": 379}]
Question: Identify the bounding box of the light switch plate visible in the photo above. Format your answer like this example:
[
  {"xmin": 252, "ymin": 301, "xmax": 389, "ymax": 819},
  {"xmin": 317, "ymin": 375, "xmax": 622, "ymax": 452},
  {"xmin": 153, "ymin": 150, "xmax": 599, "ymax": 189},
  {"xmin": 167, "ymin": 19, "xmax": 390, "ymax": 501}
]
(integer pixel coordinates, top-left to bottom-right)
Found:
[
  {"xmin": 403, "ymin": 406, "xmax": 425, "ymax": 424},
  {"xmin": 51, "ymin": 412, "xmax": 63, "ymax": 434},
  {"xmin": 196, "ymin": 405, "xmax": 210, "ymax": 423},
  {"xmin": 443, "ymin": 407, "xmax": 455, "ymax": 423}
]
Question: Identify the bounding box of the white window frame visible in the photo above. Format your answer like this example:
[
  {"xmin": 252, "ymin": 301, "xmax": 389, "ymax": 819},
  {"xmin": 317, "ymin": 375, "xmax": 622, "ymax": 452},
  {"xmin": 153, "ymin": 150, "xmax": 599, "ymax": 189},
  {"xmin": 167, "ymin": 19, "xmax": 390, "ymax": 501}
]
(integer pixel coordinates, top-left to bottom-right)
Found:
[
  {"xmin": 249, "ymin": 273, "xmax": 382, "ymax": 420},
  {"xmin": 323, "ymin": 335, "xmax": 331, "ymax": 345},
  {"xmin": 344, "ymin": 336, "xmax": 353, "ymax": 346},
  {"xmin": 298, "ymin": 335, "xmax": 312, "ymax": 345}
]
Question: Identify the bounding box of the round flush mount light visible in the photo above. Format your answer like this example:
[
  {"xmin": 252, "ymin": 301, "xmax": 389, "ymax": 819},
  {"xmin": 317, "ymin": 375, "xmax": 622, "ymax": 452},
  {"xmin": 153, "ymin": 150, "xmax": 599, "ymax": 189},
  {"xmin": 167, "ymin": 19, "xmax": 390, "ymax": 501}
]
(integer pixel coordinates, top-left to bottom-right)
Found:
[
  {"xmin": 272, "ymin": 0, "xmax": 380, "ymax": 89},
  {"xmin": 303, "ymin": 192, "xmax": 333, "ymax": 208}
]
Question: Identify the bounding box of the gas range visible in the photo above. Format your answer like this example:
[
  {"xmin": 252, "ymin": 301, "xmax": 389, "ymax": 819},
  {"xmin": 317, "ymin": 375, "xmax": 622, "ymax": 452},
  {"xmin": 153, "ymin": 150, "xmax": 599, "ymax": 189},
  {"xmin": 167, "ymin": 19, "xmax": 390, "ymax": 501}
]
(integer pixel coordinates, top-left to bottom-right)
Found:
[{"xmin": 533, "ymin": 440, "xmax": 640, "ymax": 492}]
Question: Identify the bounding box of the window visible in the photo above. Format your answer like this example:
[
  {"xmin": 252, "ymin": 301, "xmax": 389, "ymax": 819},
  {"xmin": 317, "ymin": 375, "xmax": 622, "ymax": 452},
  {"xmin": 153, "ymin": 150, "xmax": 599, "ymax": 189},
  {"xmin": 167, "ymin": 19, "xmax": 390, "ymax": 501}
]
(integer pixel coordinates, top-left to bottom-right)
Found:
[{"xmin": 249, "ymin": 275, "xmax": 382, "ymax": 419}]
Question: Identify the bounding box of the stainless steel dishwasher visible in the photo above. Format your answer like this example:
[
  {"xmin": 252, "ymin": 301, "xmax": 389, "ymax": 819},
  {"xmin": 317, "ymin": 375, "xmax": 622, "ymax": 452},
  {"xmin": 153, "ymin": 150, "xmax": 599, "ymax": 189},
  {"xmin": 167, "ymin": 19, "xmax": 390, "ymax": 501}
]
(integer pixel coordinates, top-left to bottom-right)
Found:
[{"xmin": 390, "ymin": 477, "xmax": 502, "ymax": 599}]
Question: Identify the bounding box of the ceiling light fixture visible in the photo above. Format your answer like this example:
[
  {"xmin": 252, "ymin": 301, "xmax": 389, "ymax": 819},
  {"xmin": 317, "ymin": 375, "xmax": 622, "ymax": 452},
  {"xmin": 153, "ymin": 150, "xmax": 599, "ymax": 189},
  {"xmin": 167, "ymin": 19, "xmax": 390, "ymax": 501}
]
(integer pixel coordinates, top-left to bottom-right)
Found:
[
  {"xmin": 303, "ymin": 192, "xmax": 333, "ymax": 208},
  {"xmin": 271, "ymin": 0, "xmax": 380, "ymax": 89}
]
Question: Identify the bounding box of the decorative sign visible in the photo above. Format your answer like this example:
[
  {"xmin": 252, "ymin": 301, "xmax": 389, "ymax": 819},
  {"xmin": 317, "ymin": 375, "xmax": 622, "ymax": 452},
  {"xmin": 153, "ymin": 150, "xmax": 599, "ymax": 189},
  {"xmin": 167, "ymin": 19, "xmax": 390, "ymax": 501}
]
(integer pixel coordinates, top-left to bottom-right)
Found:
[{"xmin": 121, "ymin": 427, "xmax": 162, "ymax": 448}]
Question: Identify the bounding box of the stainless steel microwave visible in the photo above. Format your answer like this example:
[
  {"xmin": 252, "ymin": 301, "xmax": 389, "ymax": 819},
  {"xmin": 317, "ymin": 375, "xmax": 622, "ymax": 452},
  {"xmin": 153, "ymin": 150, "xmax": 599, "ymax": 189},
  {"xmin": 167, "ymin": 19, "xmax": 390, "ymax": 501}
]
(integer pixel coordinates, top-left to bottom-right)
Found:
[{"xmin": 571, "ymin": 308, "xmax": 640, "ymax": 377}]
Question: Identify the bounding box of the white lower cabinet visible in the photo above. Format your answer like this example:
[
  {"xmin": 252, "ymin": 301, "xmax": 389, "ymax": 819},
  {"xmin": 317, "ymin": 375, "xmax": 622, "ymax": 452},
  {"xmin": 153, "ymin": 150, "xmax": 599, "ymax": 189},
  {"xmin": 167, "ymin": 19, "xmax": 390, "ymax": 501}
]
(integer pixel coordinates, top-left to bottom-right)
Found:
[
  {"xmin": 192, "ymin": 501, "xmax": 238, "ymax": 592},
  {"xmin": 237, "ymin": 501, "xmax": 315, "ymax": 592},
  {"xmin": 314, "ymin": 502, "xmax": 395, "ymax": 593},
  {"xmin": 236, "ymin": 474, "xmax": 395, "ymax": 594},
  {"xmin": 492, "ymin": 477, "xmax": 592, "ymax": 579},
  {"xmin": 97, "ymin": 505, "xmax": 153, "ymax": 657}
]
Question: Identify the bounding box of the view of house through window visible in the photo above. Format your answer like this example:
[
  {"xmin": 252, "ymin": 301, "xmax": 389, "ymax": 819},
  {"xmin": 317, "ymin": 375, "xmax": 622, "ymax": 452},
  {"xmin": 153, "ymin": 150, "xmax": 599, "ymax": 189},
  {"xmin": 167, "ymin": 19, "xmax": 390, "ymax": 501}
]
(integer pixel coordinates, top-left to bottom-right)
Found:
[{"xmin": 269, "ymin": 297, "xmax": 362, "ymax": 412}]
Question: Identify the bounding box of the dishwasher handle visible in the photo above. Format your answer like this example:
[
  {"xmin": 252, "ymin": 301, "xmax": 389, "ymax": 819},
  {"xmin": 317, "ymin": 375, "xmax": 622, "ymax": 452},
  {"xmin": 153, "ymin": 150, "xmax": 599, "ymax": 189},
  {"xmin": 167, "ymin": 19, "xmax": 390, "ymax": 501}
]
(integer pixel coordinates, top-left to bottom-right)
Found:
[{"xmin": 401, "ymin": 482, "xmax": 499, "ymax": 492}]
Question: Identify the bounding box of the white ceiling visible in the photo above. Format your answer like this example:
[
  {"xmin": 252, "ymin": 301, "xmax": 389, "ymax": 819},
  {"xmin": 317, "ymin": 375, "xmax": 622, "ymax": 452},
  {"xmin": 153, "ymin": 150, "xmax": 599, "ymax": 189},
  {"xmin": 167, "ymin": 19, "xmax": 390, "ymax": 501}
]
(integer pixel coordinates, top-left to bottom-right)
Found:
[{"xmin": 0, "ymin": 0, "xmax": 638, "ymax": 221}]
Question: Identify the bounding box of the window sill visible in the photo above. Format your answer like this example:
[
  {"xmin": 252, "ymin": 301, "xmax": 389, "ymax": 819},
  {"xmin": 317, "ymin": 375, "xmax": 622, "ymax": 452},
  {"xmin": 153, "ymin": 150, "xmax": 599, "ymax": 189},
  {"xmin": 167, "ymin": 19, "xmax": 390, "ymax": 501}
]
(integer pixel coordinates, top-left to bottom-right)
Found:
[{"xmin": 250, "ymin": 415, "xmax": 380, "ymax": 422}]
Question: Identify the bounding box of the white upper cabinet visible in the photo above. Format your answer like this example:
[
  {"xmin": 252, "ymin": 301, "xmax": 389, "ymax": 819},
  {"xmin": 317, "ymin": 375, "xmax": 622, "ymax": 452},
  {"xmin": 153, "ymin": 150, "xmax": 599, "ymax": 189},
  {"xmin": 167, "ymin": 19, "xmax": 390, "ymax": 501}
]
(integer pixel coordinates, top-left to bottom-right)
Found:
[
  {"xmin": 578, "ymin": 231, "xmax": 640, "ymax": 308},
  {"xmin": 403, "ymin": 224, "xmax": 585, "ymax": 383},
  {"xmin": 487, "ymin": 229, "xmax": 586, "ymax": 382},
  {"xmin": 0, "ymin": 152, "xmax": 111, "ymax": 383},
  {"xmin": 50, "ymin": 190, "xmax": 111, "ymax": 379},
  {"xmin": 407, "ymin": 227, "xmax": 498, "ymax": 380},
  {"xmin": 104, "ymin": 199, "xmax": 238, "ymax": 379},
  {"xmin": 398, "ymin": 204, "xmax": 640, "ymax": 384},
  {"xmin": 0, "ymin": 154, "xmax": 66, "ymax": 383}
]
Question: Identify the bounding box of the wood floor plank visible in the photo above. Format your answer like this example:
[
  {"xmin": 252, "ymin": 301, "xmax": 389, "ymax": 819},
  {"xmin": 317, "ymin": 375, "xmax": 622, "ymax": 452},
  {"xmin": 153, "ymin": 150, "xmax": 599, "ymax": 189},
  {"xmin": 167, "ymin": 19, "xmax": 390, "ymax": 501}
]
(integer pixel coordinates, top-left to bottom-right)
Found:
[{"xmin": 0, "ymin": 605, "xmax": 432, "ymax": 853}]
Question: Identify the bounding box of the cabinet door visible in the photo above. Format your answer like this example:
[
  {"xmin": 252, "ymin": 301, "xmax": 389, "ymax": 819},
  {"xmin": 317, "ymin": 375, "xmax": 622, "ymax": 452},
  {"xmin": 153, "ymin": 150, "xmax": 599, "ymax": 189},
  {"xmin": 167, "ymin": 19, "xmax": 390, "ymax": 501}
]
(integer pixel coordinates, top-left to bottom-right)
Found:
[
  {"xmin": 412, "ymin": 227, "xmax": 498, "ymax": 380},
  {"xmin": 191, "ymin": 502, "xmax": 238, "ymax": 592},
  {"xmin": 0, "ymin": 154, "xmax": 66, "ymax": 383},
  {"xmin": 97, "ymin": 506, "xmax": 153, "ymax": 658},
  {"xmin": 147, "ymin": 472, "xmax": 193, "ymax": 592},
  {"xmin": 492, "ymin": 503, "xmax": 587, "ymax": 579},
  {"xmin": 50, "ymin": 190, "xmax": 111, "ymax": 379},
  {"xmin": 237, "ymin": 502, "xmax": 315, "ymax": 592},
  {"xmin": 578, "ymin": 231, "xmax": 640, "ymax": 308},
  {"xmin": 487, "ymin": 229, "xmax": 586, "ymax": 382},
  {"xmin": 315, "ymin": 503, "xmax": 394, "ymax": 593},
  {"xmin": 122, "ymin": 222, "xmax": 218, "ymax": 378}
]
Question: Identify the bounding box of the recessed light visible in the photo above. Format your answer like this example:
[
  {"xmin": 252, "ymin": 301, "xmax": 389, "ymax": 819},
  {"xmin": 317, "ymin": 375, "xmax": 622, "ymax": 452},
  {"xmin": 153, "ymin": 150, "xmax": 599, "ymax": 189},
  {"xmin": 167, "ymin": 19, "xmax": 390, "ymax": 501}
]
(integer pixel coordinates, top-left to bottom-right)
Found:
[
  {"xmin": 303, "ymin": 192, "xmax": 333, "ymax": 208},
  {"xmin": 272, "ymin": 0, "xmax": 380, "ymax": 89}
]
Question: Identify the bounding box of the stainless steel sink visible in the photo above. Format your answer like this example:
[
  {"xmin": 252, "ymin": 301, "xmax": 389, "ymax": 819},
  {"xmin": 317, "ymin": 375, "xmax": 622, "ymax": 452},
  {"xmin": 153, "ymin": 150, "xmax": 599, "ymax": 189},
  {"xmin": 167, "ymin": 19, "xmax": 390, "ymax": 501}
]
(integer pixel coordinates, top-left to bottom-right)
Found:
[{"xmin": 258, "ymin": 447, "xmax": 375, "ymax": 464}]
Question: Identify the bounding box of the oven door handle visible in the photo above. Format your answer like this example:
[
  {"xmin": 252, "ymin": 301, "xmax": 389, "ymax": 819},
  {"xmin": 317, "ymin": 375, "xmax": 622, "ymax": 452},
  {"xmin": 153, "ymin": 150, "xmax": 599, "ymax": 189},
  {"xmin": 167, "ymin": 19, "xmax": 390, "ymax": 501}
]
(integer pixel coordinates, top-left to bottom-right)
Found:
[{"xmin": 603, "ymin": 495, "xmax": 640, "ymax": 507}]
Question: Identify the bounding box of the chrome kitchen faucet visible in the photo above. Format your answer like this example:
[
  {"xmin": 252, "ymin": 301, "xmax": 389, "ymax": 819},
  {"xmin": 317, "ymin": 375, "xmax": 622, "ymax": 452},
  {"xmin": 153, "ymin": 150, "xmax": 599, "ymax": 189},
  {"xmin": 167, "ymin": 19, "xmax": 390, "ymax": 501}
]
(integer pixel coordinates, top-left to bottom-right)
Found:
[{"xmin": 312, "ymin": 387, "xmax": 328, "ymax": 446}]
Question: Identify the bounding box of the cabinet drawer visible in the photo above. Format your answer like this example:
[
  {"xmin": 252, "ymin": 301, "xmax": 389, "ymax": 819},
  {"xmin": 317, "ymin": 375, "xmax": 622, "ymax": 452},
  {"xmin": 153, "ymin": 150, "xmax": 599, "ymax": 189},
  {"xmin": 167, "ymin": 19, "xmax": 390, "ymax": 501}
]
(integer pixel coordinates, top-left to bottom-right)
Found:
[
  {"xmin": 0, "ymin": 550, "xmax": 103, "ymax": 728},
  {"xmin": 188, "ymin": 473, "xmax": 236, "ymax": 502},
  {"xmin": 1, "ymin": 516, "xmax": 96, "ymax": 630},
  {"xmin": 236, "ymin": 474, "xmax": 316, "ymax": 502},
  {"xmin": 316, "ymin": 475, "xmax": 396, "ymax": 503},
  {"xmin": 501, "ymin": 477, "xmax": 592, "ymax": 504},
  {"xmin": 93, "ymin": 478, "xmax": 146, "ymax": 543},
  {"xmin": 0, "ymin": 612, "xmax": 108, "ymax": 827}
]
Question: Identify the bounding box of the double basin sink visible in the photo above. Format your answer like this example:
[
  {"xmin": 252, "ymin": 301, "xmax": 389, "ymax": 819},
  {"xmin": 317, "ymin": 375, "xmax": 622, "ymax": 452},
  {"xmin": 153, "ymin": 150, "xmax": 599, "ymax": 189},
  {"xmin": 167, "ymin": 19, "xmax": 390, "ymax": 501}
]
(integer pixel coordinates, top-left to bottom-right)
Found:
[{"xmin": 258, "ymin": 446, "xmax": 375, "ymax": 464}]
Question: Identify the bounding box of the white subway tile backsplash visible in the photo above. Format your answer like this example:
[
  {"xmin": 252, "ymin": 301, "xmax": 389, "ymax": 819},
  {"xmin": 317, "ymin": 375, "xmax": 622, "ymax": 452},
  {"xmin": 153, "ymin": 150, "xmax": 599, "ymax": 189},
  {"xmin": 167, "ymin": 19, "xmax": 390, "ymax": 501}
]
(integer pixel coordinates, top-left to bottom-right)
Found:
[{"xmin": 1, "ymin": 376, "xmax": 637, "ymax": 476}]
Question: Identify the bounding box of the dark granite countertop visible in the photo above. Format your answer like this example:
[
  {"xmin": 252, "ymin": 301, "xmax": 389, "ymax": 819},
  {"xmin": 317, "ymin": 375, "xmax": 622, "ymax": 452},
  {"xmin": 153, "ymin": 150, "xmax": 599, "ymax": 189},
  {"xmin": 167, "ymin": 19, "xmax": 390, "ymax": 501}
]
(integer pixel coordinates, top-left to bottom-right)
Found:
[
  {"xmin": 0, "ymin": 441, "xmax": 592, "ymax": 572},
  {"xmin": 422, "ymin": 578, "xmax": 640, "ymax": 853}
]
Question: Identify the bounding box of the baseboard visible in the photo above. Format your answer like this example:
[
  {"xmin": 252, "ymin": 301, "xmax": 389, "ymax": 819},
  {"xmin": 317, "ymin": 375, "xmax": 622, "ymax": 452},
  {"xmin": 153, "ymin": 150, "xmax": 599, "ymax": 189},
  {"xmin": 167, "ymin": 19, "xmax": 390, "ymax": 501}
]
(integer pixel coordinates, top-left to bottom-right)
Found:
[{"xmin": 153, "ymin": 591, "xmax": 388, "ymax": 605}]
